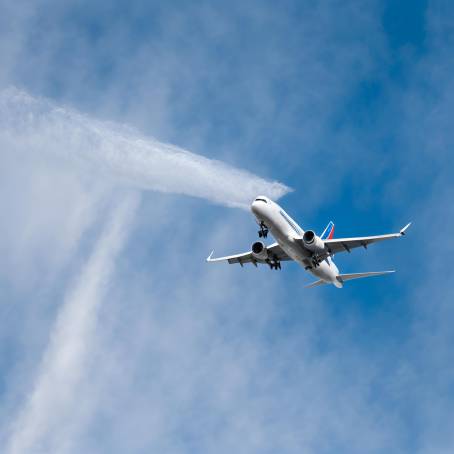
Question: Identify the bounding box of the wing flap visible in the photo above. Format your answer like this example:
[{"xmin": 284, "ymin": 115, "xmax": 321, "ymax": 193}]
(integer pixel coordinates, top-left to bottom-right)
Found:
[
  {"xmin": 323, "ymin": 223, "xmax": 411, "ymax": 255},
  {"xmin": 207, "ymin": 242, "xmax": 291, "ymax": 267},
  {"xmin": 207, "ymin": 250, "xmax": 256, "ymax": 264}
]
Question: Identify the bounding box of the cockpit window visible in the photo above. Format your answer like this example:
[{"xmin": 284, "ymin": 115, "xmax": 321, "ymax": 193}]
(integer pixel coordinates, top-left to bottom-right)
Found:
[{"xmin": 255, "ymin": 198, "xmax": 268, "ymax": 203}]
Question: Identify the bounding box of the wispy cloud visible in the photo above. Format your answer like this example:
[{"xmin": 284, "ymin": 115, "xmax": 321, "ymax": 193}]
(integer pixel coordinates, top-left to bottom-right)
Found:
[
  {"xmin": 0, "ymin": 87, "xmax": 290, "ymax": 209},
  {"xmin": 7, "ymin": 192, "xmax": 140, "ymax": 454},
  {"xmin": 8, "ymin": 1, "xmax": 454, "ymax": 453},
  {"xmin": 1, "ymin": 82, "xmax": 290, "ymax": 453}
]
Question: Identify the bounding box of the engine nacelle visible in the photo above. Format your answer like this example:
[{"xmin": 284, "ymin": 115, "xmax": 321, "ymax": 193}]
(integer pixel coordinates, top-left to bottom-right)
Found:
[
  {"xmin": 251, "ymin": 241, "xmax": 269, "ymax": 261},
  {"xmin": 302, "ymin": 230, "xmax": 325, "ymax": 253}
]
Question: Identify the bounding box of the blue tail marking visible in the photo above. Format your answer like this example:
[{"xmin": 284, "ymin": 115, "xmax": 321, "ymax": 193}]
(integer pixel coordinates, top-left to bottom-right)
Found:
[{"xmin": 320, "ymin": 221, "xmax": 335, "ymax": 240}]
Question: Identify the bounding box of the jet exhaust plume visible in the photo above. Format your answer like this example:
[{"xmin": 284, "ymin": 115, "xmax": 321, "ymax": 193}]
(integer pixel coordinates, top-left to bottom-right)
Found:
[
  {"xmin": 2, "ymin": 86, "xmax": 289, "ymax": 452},
  {"xmin": 0, "ymin": 88, "xmax": 289, "ymax": 454},
  {"xmin": 0, "ymin": 87, "xmax": 290, "ymax": 208}
]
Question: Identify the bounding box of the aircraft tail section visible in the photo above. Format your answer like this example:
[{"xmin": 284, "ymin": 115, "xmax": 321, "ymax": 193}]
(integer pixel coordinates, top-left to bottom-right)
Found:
[
  {"xmin": 320, "ymin": 221, "xmax": 335, "ymax": 240},
  {"xmin": 306, "ymin": 271, "xmax": 394, "ymax": 289},
  {"xmin": 336, "ymin": 270, "xmax": 395, "ymax": 284},
  {"xmin": 305, "ymin": 279, "xmax": 326, "ymax": 288}
]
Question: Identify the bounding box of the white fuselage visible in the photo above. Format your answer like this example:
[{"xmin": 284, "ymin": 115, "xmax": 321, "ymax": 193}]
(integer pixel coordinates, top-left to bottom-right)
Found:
[{"xmin": 251, "ymin": 197, "xmax": 342, "ymax": 287}]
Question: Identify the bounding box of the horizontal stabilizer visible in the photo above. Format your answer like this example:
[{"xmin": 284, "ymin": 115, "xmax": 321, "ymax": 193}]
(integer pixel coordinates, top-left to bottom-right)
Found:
[
  {"xmin": 337, "ymin": 270, "xmax": 395, "ymax": 284},
  {"xmin": 305, "ymin": 279, "xmax": 327, "ymax": 288}
]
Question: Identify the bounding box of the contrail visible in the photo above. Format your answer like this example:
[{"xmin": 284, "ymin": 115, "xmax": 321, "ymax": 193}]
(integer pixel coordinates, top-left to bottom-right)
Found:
[
  {"xmin": 2, "ymin": 87, "xmax": 289, "ymax": 453},
  {"xmin": 0, "ymin": 87, "xmax": 290, "ymax": 208},
  {"xmin": 7, "ymin": 192, "xmax": 140, "ymax": 454}
]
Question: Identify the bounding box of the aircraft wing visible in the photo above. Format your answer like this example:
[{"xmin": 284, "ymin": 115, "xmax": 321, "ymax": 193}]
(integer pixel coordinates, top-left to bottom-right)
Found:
[
  {"xmin": 322, "ymin": 223, "xmax": 411, "ymax": 255},
  {"xmin": 206, "ymin": 242, "xmax": 292, "ymax": 267}
]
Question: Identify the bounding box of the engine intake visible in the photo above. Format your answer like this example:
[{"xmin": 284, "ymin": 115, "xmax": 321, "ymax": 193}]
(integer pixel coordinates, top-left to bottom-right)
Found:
[
  {"xmin": 251, "ymin": 241, "xmax": 269, "ymax": 260},
  {"xmin": 302, "ymin": 230, "xmax": 325, "ymax": 253}
]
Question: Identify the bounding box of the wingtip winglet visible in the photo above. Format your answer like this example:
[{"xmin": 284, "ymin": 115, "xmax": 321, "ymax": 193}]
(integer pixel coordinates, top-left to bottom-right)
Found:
[
  {"xmin": 206, "ymin": 250, "xmax": 215, "ymax": 262},
  {"xmin": 400, "ymin": 222, "xmax": 412, "ymax": 235}
]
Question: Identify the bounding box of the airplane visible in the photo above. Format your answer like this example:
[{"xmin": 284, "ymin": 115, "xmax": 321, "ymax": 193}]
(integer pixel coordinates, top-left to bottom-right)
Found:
[{"xmin": 207, "ymin": 195, "xmax": 411, "ymax": 288}]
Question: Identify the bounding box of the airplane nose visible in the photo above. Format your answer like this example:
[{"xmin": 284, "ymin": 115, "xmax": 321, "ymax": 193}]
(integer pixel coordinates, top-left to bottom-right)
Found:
[{"xmin": 251, "ymin": 199, "xmax": 267, "ymax": 217}]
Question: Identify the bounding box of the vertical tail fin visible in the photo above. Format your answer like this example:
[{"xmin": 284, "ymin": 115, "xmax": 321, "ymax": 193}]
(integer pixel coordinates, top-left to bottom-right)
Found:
[{"xmin": 320, "ymin": 221, "xmax": 335, "ymax": 240}]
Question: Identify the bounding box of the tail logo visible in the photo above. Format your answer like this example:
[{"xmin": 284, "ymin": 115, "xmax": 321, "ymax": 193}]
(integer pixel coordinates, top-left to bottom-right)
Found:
[{"xmin": 320, "ymin": 221, "xmax": 335, "ymax": 240}]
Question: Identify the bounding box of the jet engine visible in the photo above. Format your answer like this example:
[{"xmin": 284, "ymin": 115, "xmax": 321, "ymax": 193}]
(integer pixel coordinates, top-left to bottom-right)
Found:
[
  {"xmin": 251, "ymin": 241, "xmax": 269, "ymax": 261},
  {"xmin": 302, "ymin": 230, "xmax": 325, "ymax": 254}
]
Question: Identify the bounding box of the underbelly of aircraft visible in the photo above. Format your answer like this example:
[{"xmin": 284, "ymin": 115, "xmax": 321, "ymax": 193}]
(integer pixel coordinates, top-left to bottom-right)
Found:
[{"xmin": 267, "ymin": 217, "xmax": 338, "ymax": 283}]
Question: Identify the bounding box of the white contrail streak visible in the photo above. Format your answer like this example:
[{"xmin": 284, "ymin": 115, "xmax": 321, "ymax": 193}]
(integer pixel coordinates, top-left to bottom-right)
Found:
[
  {"xmin": 0, "ymin": 87, "xmax": 290, "ymax": 208},
  {"xmin": 3, "ymin": 86, "xmax": 288, "ymax": 453},
  {"xmin": 7, "ymin": 192, "xmax": 140, "ymax": 454}
]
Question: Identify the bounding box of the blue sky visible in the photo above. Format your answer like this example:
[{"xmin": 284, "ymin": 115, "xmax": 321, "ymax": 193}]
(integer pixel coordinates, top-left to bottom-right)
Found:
[{"xmin": 1, "ymin": 0, "xmax": 454, "ymax": 453}]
